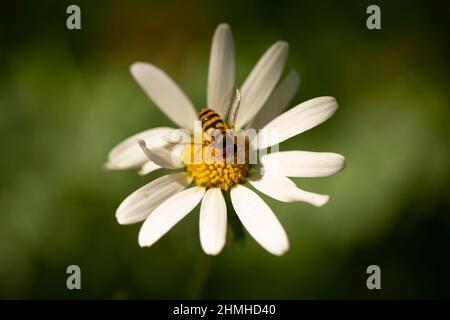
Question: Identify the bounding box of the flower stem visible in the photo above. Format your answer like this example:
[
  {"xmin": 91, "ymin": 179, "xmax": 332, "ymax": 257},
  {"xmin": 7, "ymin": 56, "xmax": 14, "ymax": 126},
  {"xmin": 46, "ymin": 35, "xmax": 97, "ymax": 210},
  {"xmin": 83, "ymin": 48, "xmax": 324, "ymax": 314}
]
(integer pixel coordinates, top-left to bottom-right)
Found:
[{"xmin": 183, "ymin": 253, "xmax": 212, "ymax": 299}]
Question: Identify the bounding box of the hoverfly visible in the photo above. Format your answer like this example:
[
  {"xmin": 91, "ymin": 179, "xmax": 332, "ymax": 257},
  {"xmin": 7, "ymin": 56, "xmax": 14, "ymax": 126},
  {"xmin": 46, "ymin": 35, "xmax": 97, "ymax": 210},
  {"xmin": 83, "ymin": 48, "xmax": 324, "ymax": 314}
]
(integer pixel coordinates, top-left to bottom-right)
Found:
[
  {"xmin": 139, "ymin": 88, "xmax": 245, "ymax": 165},
  {"xmin": 196, "ymin": 88, "xmax": 243, "ymax": 164}
]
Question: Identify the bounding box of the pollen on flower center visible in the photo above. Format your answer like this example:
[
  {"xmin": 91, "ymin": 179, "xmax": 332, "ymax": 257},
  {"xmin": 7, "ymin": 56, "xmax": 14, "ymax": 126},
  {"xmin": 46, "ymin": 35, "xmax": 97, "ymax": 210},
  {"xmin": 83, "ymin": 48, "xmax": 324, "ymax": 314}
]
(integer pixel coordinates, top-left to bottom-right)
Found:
[
  {"xmin": 185, "ymin": 162, "xmax": 249, "ymax": 191},
  {"xmin": 182, "ymin": 135, "xmax": 250, "ymax": 191}
]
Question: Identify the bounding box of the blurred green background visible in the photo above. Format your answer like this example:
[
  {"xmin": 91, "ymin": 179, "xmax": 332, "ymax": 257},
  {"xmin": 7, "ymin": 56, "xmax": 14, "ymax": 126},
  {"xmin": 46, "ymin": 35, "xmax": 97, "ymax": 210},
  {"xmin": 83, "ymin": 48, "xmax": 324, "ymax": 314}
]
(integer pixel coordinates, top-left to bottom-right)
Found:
[{"xmin": 1, "ymin": 0, "xmax": 449, "ymax": 299}]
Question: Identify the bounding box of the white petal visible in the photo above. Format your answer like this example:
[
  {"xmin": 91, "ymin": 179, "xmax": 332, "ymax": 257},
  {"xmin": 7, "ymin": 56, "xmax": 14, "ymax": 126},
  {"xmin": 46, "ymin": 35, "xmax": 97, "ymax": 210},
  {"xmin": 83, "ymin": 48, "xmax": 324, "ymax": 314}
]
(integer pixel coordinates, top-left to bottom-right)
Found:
[
  {"xmin": 249, "ymin": 174, "xmax": 329, "ymax": 207},
  {"xmin": 142, "ymin": 145, "xmax": 184, "ymax": 169},
  {"xmin": 105, "ymin": 127, "xmax": 174, "ymax": 170},
  {"xmin": 130, "ymin": 62, "xmax": 198, "ymax": 130},
  {"xmin": 254, "ymin": 96, "xmax": 338, "ymax": 150},
  {"xmin": 138, "ymin": 186, "xmax": 205, "ymax": 247},
  {"xmin": 230, "ymin": 185, "xmax": 289, "ymax": 255},
  {"xmin": 235, "ymin": 41, "xmax": 289, "ymax": 129},
  {"xmin": 250, "ymin": 70, "xmax": 300, "ymax": 129},
  {"xmin": 199, "ymin": 188, "xmax": 227, "ymax": 255},
  {"xmin": 162, "ymin": 128, "xmax": 192, "ymax": 144},
  {"xmin": 138, "ymin": 161, "xmax": 161, "ymax": 176},
  {"xmin": 261, "ymin": 151, "xmax": 346, "ymax": 177},
  {"xmin": 207, "ymin": 23, "xmax": 235, "ymax": 117},
  {"xmin": 116, "ymin": 173, "xmax": 192, "ymax": 225}
]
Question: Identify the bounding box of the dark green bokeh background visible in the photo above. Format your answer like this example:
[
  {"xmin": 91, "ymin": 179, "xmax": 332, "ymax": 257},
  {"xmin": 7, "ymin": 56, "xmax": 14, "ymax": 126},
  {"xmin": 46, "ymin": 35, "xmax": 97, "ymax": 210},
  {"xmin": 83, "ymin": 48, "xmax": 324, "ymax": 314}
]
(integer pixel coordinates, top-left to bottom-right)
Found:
[{"xmin": 1, "ymin": 0, "xmax": 449, "ymax": 298}]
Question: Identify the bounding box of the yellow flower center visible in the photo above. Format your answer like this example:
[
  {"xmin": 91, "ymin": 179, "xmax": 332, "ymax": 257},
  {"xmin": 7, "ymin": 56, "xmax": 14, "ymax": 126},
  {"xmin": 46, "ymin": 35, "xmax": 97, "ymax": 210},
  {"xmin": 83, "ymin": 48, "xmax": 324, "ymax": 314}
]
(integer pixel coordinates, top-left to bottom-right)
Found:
[
  {"xmin": 182, "ymin": 136, "xmax": 250, "ymax": 191},
  {"xmin": 185, "ymin": 162, "xmax": 249, "ymax": 191}
]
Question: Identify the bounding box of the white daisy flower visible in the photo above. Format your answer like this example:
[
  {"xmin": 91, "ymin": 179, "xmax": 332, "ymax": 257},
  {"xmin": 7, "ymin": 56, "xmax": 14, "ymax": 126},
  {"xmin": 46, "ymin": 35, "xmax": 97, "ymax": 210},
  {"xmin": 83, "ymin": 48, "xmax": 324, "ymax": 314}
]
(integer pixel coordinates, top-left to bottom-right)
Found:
[{"xmin": 106, "ymin": 23, "xmax": 346, "ymax": 256}]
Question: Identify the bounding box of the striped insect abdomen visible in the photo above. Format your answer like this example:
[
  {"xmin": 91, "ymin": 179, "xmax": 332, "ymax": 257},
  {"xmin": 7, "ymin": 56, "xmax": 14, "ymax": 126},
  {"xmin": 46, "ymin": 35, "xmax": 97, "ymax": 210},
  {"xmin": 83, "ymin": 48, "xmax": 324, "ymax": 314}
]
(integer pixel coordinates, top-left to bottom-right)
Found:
[{"xmin": 199, "ymin": 109, "xmax": 228, "ymax": 133}]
